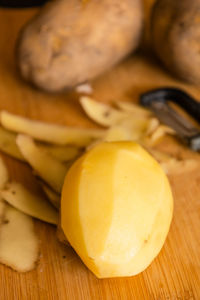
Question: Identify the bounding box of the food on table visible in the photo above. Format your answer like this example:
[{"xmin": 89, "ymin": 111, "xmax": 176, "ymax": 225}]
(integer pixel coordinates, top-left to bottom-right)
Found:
[
  {"xmin": 151, "ymin": 0, "xmax": 200, "ymax": 84},
  {"xmin": 0, "ymin": 182, "xmax": 58, "ymax": 225},
  {"xmin": 61, "ymin": 141, "xmax": 173, "ymax": 278},
  {"xmin": 0, "ymin": 110, "xmax": 105, "ymax": 146},
  {"xmin": 17, "ymin": 0, "xmax": 143, "ymax": 92},
  {"xmin": 16, "ymin": 134, "xmax": 73, "ymax": 193},
  {"xmin": 0, "ymin": 201, "xmax": 39, "ymax": 272},
  {"xmin": 0, "ymin": 97, "xmax": 196, "ymax": 274}
]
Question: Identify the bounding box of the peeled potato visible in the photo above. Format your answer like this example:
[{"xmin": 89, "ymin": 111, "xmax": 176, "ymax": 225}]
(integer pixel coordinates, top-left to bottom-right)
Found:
[{"xmin": 61, "ymin": 141, "xmax": 173, "ymax": 278}]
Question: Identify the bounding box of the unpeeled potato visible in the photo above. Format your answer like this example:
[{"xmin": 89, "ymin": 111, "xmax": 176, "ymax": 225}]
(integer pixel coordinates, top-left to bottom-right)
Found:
[
  {"xmin": 61, "ymin": 141, "xmax": 173, "ymax": 278},
  {"xmin": 151, "ymin": 0, "xmax": 200, "ymax": 84},
  {"xmin": 17, "ymin": 0, "xmax": 143, "ymax": 92}
]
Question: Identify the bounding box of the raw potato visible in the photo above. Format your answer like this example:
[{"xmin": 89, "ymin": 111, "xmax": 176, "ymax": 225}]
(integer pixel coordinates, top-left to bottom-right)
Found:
[
  {"xmin": 0, "ymin": 111, "xmax": 105, "ymax": 146},
  {"xmin": 0, "ymin": 182, "xmax": 58, "ymax": 225},
  {"xmin": 0, "ymin": 127, "xmax": 24, "ymax": 161},
  {"xmin": 0, "ymin": 203, "xmax": 39, "ymax": 272},
  {"xmin": 61, "ymin": 142, "xmax": 173, "ymax": 278},
  {"xmin": 0, "ymin": 157, "xmax": 9, "ymax": 189},
  {"xmin": 80, "ymin": 97, "xmax": 128, "ymax": 127},
  {"xmin": 151, "ymin": 0, "xmax": 200, "ymax": 84},
  {"xmin": 17, "ymin": 0, "xmax": 143, "ymax": 92},
  {"xmin": 16, "ymin": 134, "xmax": 69, "ymax": 193}
]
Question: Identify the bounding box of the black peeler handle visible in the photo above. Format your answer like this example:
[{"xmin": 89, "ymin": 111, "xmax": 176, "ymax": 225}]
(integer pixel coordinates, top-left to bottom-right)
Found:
[
  {"xmin": 140, "ymin": 87, "xmax": 200, "ymax": 123},
  {"xmin": 0, "ymin": 0, "xmax": 47, "ymax": 8}
]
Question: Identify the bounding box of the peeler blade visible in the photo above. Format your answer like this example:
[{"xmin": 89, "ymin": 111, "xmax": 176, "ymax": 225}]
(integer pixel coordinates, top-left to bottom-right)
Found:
[{"xmin": 140, "ymin": 88, "xmax": 200, "ymax": 151}]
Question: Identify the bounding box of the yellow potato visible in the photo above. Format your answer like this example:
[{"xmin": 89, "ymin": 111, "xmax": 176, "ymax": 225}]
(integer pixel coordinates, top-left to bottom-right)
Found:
[
  {"xmin": 0, "ymin": 110, "xmax": 105, "ymax": 146},
  {"xmin": 61, "ymin": 141, "xmax": 173, "ymax": 278}
]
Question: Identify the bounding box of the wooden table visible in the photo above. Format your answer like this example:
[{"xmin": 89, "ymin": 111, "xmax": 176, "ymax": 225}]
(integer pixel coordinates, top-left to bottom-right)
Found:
[{"xmin": 0, "ymin": 7, "xmax": 200, "ymax": 300}]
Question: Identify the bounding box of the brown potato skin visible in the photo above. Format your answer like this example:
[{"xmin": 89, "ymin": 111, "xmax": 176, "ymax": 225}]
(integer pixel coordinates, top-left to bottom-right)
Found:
[
  {"xmin": 151, "ymin": 0, "xmax": 200, "ymax": 85},
  {"xmin": 17, "ymin": 0, "xmax": 143, "ymax": 92}
]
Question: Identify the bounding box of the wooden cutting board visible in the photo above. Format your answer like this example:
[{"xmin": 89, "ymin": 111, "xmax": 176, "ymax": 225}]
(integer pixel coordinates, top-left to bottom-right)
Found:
[{"xmin": 0, "ymin": 8, "xmax": 200, "ymax": 300}]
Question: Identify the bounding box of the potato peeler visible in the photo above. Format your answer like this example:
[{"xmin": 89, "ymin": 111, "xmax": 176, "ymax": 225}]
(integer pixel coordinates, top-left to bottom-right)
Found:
[{"xmin": 140, "ymin": 87, "xmax": 200, "ymax": 151}]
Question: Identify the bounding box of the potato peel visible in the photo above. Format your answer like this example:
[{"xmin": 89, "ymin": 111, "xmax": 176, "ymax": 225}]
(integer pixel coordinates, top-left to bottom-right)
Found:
[
  {"xmin": 40, "ymin": 181, "xmax": 60, "ymax": 209},
  {"xmin": 0, "ymin": 157, "xmax": 9, "ymax": 190},
  {"xmin": 0, "ymin": 199, "xmax": 6, "ymax": 223},
  {"xmin": 16, "ymin": 134, "xmax": 69, "ymax": 193},
  {"xmin": 115, "ymin": 101, "xmax": 152, "ymax": 118},
  {"xmin": 0, "ymin": 203, "xmax": 39, "ymax": 272},
  {"xmin": 0, "ymin": 182, "xmax": 58, "ymax": 225},
  {"xmin": 145, "ymin": 118, "xmax": 160, "ymax": 136},
  {"xmin": 0, "ymin": 110, "xmax": 105, "ymax": 146},
  {"xmin": 148, "ymin": 125, "xmax": 176, "ymax": 146},
  {"xmin": 0, "ymin": 124, "xmax": 81, "ymax": 163},
  {"xmin": 147, "ymin": 148, "xmax": 198, "ymax": 175},
  {"xmin": 104, "ymin": 126, "xmax": 132, "ymax": 142},
  {"xmin": 161, "ymin": 159, "xmax": 198, "ymax": 175},
  {"xmin": 0, "ymin": 127, "xmax": 24, "ymax": 161},
  {"xmin": 118, "ymin": 118, "xmax": 150, "ymax": 141},
  {"xmin": 80, "ymin": 96, "xmax": 127, "ymax": 127},
  {"xmin": 39, "ymin": 144, "xmax": 82, "ymax": 162}
]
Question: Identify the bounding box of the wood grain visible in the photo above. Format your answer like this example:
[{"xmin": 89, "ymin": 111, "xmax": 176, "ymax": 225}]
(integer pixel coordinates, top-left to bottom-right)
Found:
[{"xmin": 0, "ymin": 7, "xmax": 200, "ymax": 300}]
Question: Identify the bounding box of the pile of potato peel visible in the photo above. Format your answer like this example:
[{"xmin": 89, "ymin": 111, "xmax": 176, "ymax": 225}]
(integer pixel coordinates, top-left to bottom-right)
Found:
[{"xmin": 0, "ymin": 96, "xmax": 198, "ymax": 273}]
